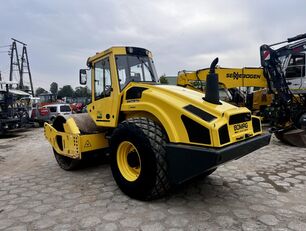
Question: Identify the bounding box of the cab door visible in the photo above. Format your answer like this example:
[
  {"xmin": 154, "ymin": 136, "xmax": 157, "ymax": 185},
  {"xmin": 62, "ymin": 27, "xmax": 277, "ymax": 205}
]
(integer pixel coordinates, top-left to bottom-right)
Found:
[{"xmin": 90, "ymin": 56, "xmax": 120, "ymax": 127}]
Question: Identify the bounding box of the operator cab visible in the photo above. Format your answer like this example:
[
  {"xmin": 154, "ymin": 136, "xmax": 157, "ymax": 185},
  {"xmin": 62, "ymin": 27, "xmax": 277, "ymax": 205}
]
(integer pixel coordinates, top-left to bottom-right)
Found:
[
  {"xmin": 282, "ymin": 52, "xmax": 306, "ymax": 90},
  {"xmin": 79, "ymin": 46, "xmax": 158, "ymax": 127},
  {"xmin": 80, "ymin": 47, "xmax": 158, "ymax": 89}
]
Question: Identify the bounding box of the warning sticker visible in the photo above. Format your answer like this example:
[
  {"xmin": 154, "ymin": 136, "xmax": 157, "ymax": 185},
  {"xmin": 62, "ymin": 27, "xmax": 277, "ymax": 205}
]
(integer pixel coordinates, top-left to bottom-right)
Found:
[{"xmin": 84, "ymin": 140, "xmax": 91, "ymax": 148}]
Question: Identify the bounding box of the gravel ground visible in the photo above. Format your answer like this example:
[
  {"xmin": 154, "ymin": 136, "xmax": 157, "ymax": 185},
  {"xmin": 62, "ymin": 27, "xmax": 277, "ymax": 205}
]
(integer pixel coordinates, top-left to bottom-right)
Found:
[{"xmin": 0, "ymin": 128, "xmax": 306, "ymax": 231}]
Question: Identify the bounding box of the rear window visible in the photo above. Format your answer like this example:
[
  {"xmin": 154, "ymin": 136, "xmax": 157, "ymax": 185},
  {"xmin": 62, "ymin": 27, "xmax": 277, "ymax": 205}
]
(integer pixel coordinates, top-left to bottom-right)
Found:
[
  {"xmin": 60, "ymin": 105, "xmax": 71, "ymax": 112},
  {"xmin": 48, "ymin": 106, "xmax": 57, "ymax": 113}
]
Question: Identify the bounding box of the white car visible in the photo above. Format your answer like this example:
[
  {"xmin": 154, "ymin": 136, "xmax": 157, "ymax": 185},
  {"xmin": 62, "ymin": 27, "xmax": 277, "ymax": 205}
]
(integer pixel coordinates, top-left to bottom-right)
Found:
[{"xmin": 43, "ymin": 104, "xmax": 72, "ymax": 121}]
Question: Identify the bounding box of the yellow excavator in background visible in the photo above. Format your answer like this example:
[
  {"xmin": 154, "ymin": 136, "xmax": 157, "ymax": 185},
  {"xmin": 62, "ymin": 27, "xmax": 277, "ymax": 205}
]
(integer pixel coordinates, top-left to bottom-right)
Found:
[
  {"xmin": 177, "ymin": 33, "xmax": 306, "ymax": 147},
  {"xmin": 177, "ymin": 67, "xmax": 273, "ymax": 112}
]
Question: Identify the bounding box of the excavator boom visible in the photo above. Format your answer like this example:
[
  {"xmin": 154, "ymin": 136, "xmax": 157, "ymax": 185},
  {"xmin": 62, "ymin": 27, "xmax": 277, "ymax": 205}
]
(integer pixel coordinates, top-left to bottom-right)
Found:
[{"xmin": 178, "ymin": 67, "xmax": 267, "ymax": 89}]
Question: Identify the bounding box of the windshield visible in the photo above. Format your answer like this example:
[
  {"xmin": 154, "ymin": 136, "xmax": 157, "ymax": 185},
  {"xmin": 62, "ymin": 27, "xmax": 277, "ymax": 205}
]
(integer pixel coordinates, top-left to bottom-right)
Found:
[{"xmin": 115, "ymin": 55, "xmax": 158, "ymax": 90}]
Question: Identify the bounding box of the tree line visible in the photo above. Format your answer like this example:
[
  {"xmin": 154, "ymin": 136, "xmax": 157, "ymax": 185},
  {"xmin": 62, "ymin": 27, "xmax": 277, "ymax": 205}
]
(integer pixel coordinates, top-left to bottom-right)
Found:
[{"xmin": 35, "ymin": 82, "xmax": 91, "ymax": 98}]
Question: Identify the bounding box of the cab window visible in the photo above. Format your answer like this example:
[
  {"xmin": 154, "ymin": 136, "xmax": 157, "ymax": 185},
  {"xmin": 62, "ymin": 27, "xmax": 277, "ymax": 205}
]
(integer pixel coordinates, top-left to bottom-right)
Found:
[
  {"xmin": 94, "ymin": 58, "xmax": 112, "ymax": 100},
  {"xmin": 115, "ymin": 55, "xmax": 157, "ymax": 90},
  {"xmin": 285, "ymin": 54, "xmax": 305, "ymax": 78}
]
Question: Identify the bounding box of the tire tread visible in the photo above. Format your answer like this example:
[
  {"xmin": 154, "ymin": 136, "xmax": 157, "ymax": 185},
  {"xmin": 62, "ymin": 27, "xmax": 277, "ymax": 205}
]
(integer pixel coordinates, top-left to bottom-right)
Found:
[{"xmin": 113, "ymin": 117, "xmax": 171, "ymax": 200}]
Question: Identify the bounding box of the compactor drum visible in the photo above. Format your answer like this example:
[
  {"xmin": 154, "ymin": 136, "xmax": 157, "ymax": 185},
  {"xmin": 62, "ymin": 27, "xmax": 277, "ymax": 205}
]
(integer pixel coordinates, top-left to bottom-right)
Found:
[{"xmin": 45, "ymin": 47, "xmax": 270, "ymax": 200}]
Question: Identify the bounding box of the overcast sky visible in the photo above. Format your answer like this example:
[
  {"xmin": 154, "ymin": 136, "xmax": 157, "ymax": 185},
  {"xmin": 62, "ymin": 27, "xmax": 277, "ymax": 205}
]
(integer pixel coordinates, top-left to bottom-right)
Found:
[{"xmin": 0, "ymin": 0, "xmax": 306, "ymax": 91}]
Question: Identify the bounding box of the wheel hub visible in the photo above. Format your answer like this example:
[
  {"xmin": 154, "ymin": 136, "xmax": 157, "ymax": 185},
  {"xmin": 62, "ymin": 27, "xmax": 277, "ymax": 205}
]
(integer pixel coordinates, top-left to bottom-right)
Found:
[{"xmin": 117, "ymin": 141, "xmax": 141, "ymax": 182}]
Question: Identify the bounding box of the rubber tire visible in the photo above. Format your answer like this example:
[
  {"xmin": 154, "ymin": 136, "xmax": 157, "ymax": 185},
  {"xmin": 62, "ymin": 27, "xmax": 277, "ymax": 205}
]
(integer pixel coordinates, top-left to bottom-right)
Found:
[
  {"xmin": 53, "ymin": 149, "xmax": 81, "ymax": 171},
  {"xmin": 38, "ymin": 121, "xmax": 44, "ymax": 127},
  {"xmin": 110, "ymin": 117, "xmax": 171, "ymax": 200}
]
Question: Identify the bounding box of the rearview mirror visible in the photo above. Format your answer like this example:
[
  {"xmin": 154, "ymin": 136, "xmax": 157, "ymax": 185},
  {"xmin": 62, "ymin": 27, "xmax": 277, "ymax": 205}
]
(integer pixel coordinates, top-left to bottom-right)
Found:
[{"xmin": 79, "ymin": 69, "xmax": 87, "ymax": 85}]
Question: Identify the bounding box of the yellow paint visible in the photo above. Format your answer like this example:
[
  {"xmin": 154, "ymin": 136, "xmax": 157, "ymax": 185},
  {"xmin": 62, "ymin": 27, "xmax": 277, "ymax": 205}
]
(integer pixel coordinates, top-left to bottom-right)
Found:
[
  {"xmin": 116, "ymin": 141, "xmax": 141, "ymax": 182},
  {"xmin": 44, "ymin": 120, "xmax": 108, "ymax": 159},
  {"xmin": 177, "ymin": 67, "xmax": 267, "ymax": 89}
]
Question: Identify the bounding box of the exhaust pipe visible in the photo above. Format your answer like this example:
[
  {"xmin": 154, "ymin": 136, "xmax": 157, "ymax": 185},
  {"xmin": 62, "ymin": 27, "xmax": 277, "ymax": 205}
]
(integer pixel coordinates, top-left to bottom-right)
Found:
[{"xmin": 203, "ymin": 57, "xmax": 221, "ymax": 105}]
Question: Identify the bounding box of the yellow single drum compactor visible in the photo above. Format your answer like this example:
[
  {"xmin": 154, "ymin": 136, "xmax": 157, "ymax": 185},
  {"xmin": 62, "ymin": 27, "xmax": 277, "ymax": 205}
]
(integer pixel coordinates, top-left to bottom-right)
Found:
[{"xmin": 44, "ymin": 47, "xmax": 271, "ymax": 200}]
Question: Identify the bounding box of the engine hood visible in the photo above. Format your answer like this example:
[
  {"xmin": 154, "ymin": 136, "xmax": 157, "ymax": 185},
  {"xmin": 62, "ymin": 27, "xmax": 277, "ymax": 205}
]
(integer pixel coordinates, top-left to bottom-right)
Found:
[
  {"xmin": 137, "ymin": 84, "xmax": 245, "ymax": 119},
  {"xmin": 121, "ymin": 83, "xmax": 256, "ymax": 146}
]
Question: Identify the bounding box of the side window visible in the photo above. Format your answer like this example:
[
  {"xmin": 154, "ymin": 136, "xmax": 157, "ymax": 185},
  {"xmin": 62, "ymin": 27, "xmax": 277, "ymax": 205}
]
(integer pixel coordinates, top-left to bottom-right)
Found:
[
  {"xmin": 48, "ymin": 106, "xmax": 57, "ymax": 113},
  {"xmin": 94, "ymin": 58, "xmax": 112, "ymax": 100},
  {"xmin": 286, "ymin": 54, "xmax": 305, "ymax": 78},
  {"xmin": 116, "ymin": 56, "xmax": 129, "ymax": 90}
]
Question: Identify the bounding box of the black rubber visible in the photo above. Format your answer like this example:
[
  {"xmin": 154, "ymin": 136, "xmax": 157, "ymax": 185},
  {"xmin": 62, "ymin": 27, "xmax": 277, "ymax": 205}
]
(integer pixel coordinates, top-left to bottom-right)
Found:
[
  {"xmin": 110, "ymin": 117, "xmax": 171, "ymax": 200},
  {"xmin": 200, "ymin": 168, "xmax": 217, "ymax": 178},
  {"xmin": 53, "ymin": 149, "xmax": 81, "ymax": 171},
  {"xmin": 274, "ymin": 131, "xmax": 293, "ymax": 146}
]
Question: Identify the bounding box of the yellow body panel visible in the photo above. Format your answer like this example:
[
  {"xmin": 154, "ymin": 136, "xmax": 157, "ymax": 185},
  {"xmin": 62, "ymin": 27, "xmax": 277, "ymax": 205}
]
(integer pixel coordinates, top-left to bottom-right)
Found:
[{"xmin": 120, "ymin": 83, "xmax": 260, "ymax": 147}]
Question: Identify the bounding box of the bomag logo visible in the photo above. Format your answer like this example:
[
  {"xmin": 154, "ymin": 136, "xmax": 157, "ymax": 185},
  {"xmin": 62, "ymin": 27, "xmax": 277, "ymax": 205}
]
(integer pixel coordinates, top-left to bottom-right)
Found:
[
  {"xmin": 234, "ymin": 122, "xmax": 248, "ymax": 132},
  {"xmin": 226, "ymin": 72, "xmax": 261, "ymax": 80}
]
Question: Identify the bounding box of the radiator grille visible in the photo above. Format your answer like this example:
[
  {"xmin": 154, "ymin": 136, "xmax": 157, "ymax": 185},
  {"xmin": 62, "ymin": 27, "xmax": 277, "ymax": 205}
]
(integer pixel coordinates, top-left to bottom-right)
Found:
[{"xmin": 229, "ymin": 113, "xmax": 251, "ymax": 125}]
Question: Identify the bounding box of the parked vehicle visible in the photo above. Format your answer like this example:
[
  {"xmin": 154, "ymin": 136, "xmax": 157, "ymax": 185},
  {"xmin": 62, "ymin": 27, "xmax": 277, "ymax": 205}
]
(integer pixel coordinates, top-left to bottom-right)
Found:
[
  {"xmin": 19, "ymin": 97, "xmax": 50, "ymax": 126},
  {"xmin": 43, "ymin": 104, "xmax": 72, "ymax": 122},
  {"xmin": 70, "ymin": 103, "xmax": 84, "ymax": 113}
]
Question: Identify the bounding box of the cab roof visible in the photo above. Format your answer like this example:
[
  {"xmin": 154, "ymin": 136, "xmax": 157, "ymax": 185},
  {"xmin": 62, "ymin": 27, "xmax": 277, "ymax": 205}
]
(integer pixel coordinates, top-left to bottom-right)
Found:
[{"xmin": 87, "ymin": 46, "xmax": 152, "ymax": 67}]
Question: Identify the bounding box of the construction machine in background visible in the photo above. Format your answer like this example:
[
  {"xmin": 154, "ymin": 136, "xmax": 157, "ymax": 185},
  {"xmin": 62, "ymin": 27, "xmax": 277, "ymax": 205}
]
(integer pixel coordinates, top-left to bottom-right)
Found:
[
  {"xmin": 44, "ymin": 46, "xmax": 270, "ymax": 200},
  {"xmin": 177, "ymin": 33, "xmax": 306, "ymax": 147},
  {"xmin": 260, "ymin": 34, "xmax": 306, "ymax": 146},
  {"xmin": 177, "ymin": 67, "xmax": 273, "ymax": 113},
  {"xmin": 0, "ymin": 81, "xmax": 30, "ymax": 135}
]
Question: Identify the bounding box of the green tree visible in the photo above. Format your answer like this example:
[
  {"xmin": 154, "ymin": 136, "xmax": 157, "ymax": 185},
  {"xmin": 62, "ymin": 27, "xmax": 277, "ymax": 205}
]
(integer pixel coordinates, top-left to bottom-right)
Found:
[
  {"xmin": 159, "ymin": 75, "xmax": 168, "ymax": 84},
  {"xmin": 57, "ymin": 85, "xmax": 74, "ymax": 98},
  {"xmin": 35, "ymin": 87, "xmax": 47, "ymax": 96},
  {"xmin": 50, "ymin": 82, "xmax": 58, "ymax": 96},
  {"xmin": 74, "ymin": 86, "xmax": 91, "ymax": 97}
]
